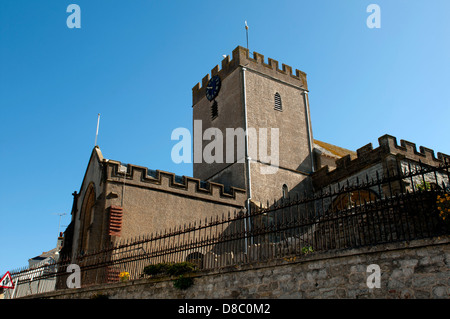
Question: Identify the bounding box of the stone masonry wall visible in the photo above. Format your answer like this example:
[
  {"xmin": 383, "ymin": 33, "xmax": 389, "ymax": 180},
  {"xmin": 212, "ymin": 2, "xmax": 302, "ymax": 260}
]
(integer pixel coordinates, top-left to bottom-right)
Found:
[{"xmin": 30, "ymin": 236, "xmax": 449, "ymax": 299}]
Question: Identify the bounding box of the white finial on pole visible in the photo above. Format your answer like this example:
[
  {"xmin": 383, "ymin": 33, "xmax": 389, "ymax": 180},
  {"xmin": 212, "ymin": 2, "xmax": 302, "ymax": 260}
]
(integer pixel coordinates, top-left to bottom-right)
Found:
[{"xmin": 95, "ymin": 113, "xmax": 100, "ymax": 146}]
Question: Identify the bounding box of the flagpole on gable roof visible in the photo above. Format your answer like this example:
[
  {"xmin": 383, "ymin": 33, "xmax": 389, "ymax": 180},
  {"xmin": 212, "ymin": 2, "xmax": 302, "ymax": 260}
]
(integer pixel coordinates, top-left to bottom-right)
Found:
[{"xmin": 95, "ymin": 113, "xmax": 100, "ymax": 147}]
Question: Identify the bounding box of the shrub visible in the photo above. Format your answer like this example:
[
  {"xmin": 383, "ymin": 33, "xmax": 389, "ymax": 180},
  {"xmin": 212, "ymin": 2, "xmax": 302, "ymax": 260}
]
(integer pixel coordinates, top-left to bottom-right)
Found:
[
  {"xmin": 143, "ymin": 263, "xmax": 170, "ymax": 276},
  {"xmin": 301, "ymin": 246, "xmax": 314, "ymax": 254},
  {"xmin": 165, "ymin": 262, "xmax": 196, "ymax": 277},
  {"xmin": 143, "ymin": 262, "xmax": 197, "ymax": 290},
  {"xmin": 173, "ymin": 275, "xmax": 194, "ymax": 290},
  {"xmin": 143, "ymin": 262, "xmax": 196, "ymax": 277}
]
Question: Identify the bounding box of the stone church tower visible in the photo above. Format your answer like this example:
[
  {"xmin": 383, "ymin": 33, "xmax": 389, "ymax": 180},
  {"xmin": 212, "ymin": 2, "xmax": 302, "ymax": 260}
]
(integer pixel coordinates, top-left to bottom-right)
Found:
[{"xmin": 192, "ymin": 46, "xmax": 314, "ymax": 206}]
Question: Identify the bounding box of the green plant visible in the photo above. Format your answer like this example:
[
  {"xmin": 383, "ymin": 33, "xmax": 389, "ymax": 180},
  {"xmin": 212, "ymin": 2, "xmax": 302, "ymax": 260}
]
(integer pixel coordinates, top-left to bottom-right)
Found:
[
  {"xmin": 416, "ymin": 181, "xmax": 431, "ymax": 191},
  {"xmin": 143, "ymin": 262, "xmax": 196, "ymax": 277},
  {"xmin": 301, "ymin": 246, "xmax": 314, "ymax": 254},
  {"xmin": 143, "ymin": 263, "xmax": 170, "ymax": 276},
  {"xmin": 173, "ymin": 275, "xmax": 194, "ymax": 290},
  {"xmin": 165, "ymin": 262, "xmax": 196, "ymax": 276},
  {"xmin": 143, "ymin": 261, "xmax": 197, "ymax": 290}
]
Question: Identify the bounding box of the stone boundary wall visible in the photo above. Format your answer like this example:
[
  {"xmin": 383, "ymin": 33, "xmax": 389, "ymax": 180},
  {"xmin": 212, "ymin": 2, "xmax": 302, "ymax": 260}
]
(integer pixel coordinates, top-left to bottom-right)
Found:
[{"xmin": 25, "ymin": 236, "xmax": 449, "ymax": 299}]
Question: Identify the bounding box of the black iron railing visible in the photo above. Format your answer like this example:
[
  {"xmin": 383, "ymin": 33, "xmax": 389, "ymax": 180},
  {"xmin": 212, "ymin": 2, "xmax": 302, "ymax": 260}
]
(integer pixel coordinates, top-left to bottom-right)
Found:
[{"xmin": 6, "ymin": 161, "xmax": 450, "ymax": 298}]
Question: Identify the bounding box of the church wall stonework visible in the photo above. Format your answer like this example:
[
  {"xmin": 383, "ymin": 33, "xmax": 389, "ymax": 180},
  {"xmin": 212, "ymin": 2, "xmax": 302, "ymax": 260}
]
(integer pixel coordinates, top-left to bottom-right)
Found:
[
  {"xmin": 193, "ymin": 67, "xmax": 245, "ymax": 184},
  {"xmin": 245, "ymin": 68, "xmax": 311, "ymax": 174},
  {"xmin": 312, "ymin": 134, "xmax": 450, "ymax": 190},
  {"xmin": 244, "ymin": 66, "xmax": 312, "ymax": 202},
  {"xmin": 68, "ymin": 149, "xmax": 247, "ymax": 257},
  {"xmin": 104, "ymin": 160, "xmax": 247, "ymax": 241},
  {"xmin": 71, "ymin": 147, "xmax": 107, "ymax": 258},
  {"xmin": 192, "ymin": 45, "xmax": 313, "ymax": 202},
  {"xmin": 36, "ymin": 237, "xmax": 450, "ymax": 299},
  {"xmin": 249, "ymin": 162, "xmax": 312, "ymax": 204}
]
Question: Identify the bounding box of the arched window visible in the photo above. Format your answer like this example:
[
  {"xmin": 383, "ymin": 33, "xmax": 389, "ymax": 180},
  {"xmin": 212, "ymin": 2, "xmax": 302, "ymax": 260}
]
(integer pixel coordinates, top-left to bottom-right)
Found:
[
  {"xmin": 330, "ymin": 189, "xmax": 379, "ymax": 212},
  {"xmin": 80, "ymin": 183, "xmax": 96, "ymax": 253},
  {"xmin": 282, "ymin": 184, "xmax": 288, "ymax": 199},
  {"xmin": 274, "ymin": 92, "xmax": 282, "ymax": 111},
  {"xmin": 186, "ymin": 252, "xmax": 204, "ymax": 269}
]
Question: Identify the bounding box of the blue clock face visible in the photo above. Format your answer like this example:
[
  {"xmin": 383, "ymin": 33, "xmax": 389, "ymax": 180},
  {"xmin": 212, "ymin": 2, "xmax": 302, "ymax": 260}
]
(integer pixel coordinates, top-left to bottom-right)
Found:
[{"xmin": 206, "ymin": 75, "xmax": 221, "ymax": 101}]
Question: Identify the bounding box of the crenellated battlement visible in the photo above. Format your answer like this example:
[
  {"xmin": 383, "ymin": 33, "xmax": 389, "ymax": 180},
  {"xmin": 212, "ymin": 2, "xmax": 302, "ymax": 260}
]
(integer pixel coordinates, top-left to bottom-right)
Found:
[
  {"xmin": 192, "ymin": 46, "xmax": 308, "ymax": 105},
  {"xmin": 377, "ymin": 135, "xmax": 450, "ymax": 164},
  {"xmin": 105, "ymin": 160, "xmax": 246, "ymax": 207},
  {"xmin": 313, "ymin": 134, "xmax": 450, "ymax": 188}
]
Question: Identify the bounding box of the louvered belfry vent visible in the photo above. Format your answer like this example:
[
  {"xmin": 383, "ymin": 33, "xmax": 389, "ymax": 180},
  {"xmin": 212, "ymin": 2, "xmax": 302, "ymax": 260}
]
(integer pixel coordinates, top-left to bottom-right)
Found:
[
  {"xmin": 211, "ymin": 100, "xmax": 218, "ymax": 119},
  {"xmin": 274, "ymin": 92, "xmax": 282, "ymax": 111},
  {"xmin": 109, "ymin": 206, "xmax": 123, "ymax": 236}
]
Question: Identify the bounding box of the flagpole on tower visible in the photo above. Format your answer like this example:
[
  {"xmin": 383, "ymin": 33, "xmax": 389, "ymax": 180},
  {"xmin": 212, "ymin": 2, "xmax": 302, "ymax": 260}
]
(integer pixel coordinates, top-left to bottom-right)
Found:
[{"xmin": 245, "ymin": 20, "xmax": 249, "ymax": 52}]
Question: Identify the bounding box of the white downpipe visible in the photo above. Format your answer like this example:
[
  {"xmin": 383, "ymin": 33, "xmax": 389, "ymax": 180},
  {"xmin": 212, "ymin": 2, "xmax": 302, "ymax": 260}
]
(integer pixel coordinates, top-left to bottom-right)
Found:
[
  {"xmin": 303, "ymin": 91, "xmax": 314, "ymax": 173},
  {"xmin": 242, "ymin": 66, "xmax": 253, "ymax": 249}
]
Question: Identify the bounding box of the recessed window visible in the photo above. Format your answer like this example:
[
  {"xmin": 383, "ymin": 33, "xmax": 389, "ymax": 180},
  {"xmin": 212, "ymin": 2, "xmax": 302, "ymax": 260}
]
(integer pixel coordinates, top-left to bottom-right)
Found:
[
  {"xmin": 274, "ymin": 92, "xmax": 282, "ymax": 111},
  {"xmin": 211, "ymin": 101, "xmax": 218, "ymax": 120},
  {"xmin": 282, "ymin": 184, "xmax": 288, "ymax": 199}
]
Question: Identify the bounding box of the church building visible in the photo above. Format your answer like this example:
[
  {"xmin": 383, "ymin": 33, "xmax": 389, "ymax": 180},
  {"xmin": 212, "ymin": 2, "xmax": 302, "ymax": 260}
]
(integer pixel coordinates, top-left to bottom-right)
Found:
[{"xmin": 61, "ymin": 46, "xmax": 449, "ymax": 261}]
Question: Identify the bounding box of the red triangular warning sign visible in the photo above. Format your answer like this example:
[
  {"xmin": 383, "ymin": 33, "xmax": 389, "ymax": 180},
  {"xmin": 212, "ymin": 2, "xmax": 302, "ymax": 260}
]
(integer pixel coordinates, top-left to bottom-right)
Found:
[{"xmin": 0, "ymin": 271, "xmax": 15, "ymax": 289}]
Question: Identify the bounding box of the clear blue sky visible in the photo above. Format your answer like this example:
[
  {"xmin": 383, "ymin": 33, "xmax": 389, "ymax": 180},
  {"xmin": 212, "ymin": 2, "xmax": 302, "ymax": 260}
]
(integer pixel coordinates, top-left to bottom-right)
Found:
[{"xmin": 1, "ymin": 0, "xmax": 449, "ymax": 272}]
